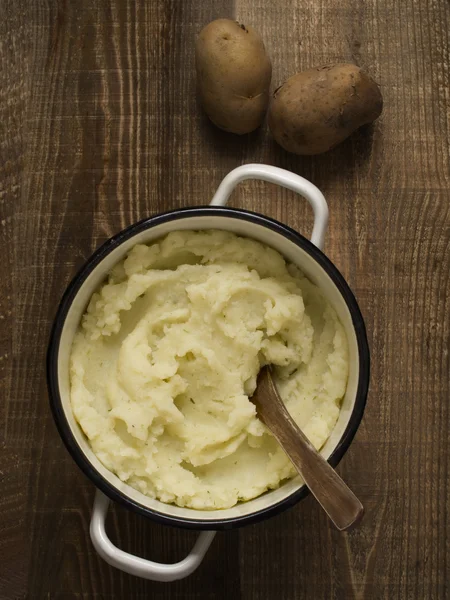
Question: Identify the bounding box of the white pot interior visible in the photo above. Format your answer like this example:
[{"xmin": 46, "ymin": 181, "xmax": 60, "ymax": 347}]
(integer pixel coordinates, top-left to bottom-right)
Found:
[{"xmin": 56, "ymin": 214, "xmax": 363, "ymax": 522}]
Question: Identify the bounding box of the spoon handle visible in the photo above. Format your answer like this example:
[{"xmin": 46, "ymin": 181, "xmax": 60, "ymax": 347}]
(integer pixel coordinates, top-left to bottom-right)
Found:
[{"xmin": 255, "ymin": 368, "xmax": 364, "ymax": 531}]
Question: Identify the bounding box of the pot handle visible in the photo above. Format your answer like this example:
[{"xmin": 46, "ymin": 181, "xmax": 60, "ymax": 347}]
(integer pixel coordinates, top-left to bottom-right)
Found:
[
  {"xmin": 89, "ymin": 164, "xmax": 327, "ymax": 581},
  {"xmin": 90, "ymin": 490, "xmax": 216, "ymax": 581},
  {"xmin": 210, "ymin": 164, "xmax": 329, "ymax": 249}
]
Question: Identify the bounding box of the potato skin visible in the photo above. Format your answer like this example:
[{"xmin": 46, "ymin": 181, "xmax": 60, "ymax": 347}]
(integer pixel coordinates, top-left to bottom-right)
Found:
[
  {"xmin": 196, "ymin": 19, "xmax": 272, "ymax": 135},
  {"xmin": 268, "ymin": 64, "xmax": 383, "ymax": 155}
]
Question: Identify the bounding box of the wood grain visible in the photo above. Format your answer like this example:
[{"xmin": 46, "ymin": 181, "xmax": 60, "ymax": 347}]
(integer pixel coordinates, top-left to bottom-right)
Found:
[{"xmin": 1, "ymin": 0, "xmax": 449, "ymax": 598}]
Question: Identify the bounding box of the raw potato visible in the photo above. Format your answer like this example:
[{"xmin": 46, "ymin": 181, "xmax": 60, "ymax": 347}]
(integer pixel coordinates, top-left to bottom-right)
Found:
[
  {"xmin": 269, "ymin": 64, "xmax": 383, "ymax": 155},
  {"xmin": 196, "ymin": 19, "xmax": 272, "ymax": 134}
]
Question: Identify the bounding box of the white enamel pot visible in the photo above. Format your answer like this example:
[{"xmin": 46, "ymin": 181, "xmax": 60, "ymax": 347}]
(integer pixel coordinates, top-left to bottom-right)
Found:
[{"xmin": 47, "ymin": 164, "xmax": 370, "ymax": 582}]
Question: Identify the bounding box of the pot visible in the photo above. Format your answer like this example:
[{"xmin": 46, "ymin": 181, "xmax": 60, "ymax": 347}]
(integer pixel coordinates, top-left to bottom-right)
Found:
[{"xmin": 47, "ymin": 164, "xmax": 369, "ymax": 581}]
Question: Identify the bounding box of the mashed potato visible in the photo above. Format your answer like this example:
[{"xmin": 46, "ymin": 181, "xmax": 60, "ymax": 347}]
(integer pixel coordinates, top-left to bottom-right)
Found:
[{"xmin": 70, "ymin": 230, "xmax": 348, "ymax": 510}]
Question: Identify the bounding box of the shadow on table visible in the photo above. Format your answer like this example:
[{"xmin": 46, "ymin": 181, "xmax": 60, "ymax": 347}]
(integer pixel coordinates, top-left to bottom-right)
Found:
[{"xmin": 198, "ymin": 107, "xmax": 380, "ymax": 193}]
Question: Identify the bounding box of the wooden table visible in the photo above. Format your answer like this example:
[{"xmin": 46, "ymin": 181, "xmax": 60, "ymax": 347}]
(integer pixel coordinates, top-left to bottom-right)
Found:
[{"xmin": 1, "ymin": 0, "xmax": 449, "ymax": 598}]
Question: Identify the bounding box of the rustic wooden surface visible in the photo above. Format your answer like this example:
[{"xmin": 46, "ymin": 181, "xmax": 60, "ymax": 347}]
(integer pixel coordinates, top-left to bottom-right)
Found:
[{"xmin": 1, "ymin": 0, "xmax": 449, "ymax": 598}]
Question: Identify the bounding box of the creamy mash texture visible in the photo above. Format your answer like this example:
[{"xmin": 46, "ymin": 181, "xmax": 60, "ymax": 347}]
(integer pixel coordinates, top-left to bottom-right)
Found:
[{"xmin": 70, "ymin": 230, "xmax": 348, "ymax": 510}]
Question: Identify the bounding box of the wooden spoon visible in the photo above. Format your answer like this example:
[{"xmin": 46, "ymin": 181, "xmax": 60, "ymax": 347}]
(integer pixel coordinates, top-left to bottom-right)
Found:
[{"xmin": 252, "ymin": 366, "xmax": 364, "ymax": 531}]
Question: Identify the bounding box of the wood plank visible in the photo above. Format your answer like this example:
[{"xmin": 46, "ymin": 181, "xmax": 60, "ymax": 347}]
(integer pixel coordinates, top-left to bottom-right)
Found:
[{"xmin": 0, "ymin": 0, "xmax": 449, "ymax": 597}]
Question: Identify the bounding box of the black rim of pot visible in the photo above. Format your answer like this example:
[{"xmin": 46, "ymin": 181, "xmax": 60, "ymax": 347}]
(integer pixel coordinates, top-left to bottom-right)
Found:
[{"xmin": 47, "ymin": 206, "xmax": 370, "ymax": 531}]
